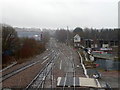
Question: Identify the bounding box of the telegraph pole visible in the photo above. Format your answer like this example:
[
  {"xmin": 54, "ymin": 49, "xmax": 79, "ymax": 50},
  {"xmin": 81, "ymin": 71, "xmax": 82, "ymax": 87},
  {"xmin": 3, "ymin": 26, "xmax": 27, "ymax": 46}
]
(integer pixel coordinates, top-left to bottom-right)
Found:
[{"xmin": 67, "ymin": 26, "xmax": 69, "ymax": 46}]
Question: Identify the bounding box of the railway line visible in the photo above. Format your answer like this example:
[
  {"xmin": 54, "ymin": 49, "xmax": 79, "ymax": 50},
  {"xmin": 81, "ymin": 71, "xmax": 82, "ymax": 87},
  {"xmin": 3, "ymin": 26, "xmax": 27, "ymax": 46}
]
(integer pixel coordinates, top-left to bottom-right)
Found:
[
  {"xmin": 56, "ymin": 48, "xmax": 77, "ymax": 89},
  {"xmin": 0, "ymin": 61, "xmax": 17, "ymax": 73},
  {"xmin": 1, "ymin": 50, "xmax": 55, "ymax": 82},
  {"xmin": 24, "ymin": 41, "xmax": 78, "ymax": 89},
  {"xmin": 62, "ymin": 62, "xmax": 76, "ymax": 89},
  {"xmin": 2, "ymin": 49, "xmax": 54, "ymax": 74},
  {"xmin": 2, "ymin": 38, "xmax": 104, "ymax": 89},
  {"xmin": 25, "ymin": 51, "xmax": 59, "ymax": 89}
]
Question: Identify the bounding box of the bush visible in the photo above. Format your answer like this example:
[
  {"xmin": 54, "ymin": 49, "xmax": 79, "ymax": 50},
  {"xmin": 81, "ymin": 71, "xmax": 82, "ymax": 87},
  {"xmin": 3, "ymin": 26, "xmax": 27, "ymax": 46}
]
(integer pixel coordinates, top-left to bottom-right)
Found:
[
  {"xmin": 2, "ymin": 24, "xmax": 46, "ymax": 66},
  {"xmin": 16, "ymin": 38, "xmax": 45, "ymax": 59}
]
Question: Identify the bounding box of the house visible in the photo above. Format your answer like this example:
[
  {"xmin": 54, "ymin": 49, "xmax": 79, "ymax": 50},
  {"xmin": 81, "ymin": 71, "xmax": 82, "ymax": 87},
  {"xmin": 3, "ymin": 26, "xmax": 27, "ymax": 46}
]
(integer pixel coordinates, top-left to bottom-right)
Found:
[
  {"xmin": 96, "ymin": 39, "xmax": 119, "ymax": 48},
  {"xmin": 73, "ymin": 34, "xmax": 81, "ymax": 48}
]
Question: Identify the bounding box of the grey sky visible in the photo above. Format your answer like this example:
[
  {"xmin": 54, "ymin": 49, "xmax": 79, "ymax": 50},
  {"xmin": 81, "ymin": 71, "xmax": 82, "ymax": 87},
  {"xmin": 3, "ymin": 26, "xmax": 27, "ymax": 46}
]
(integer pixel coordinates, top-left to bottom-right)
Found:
[{"xmin": 1, "ymin": 0, "xmax": 119, "ymax": 29}]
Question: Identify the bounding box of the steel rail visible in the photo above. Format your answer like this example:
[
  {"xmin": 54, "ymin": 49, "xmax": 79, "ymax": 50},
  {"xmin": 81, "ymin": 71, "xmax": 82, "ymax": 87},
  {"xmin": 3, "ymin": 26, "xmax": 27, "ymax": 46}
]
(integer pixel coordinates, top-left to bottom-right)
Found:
[
  {"xmin": 1, "ymin": 52, "xmax": 54, "ymax": 82},
  {"xmin": 1, "ymin": 49, "xmax": 54, "ymax": 74},
  {"xmin": 25, "ymin": 54, "xmax": 57, "ymax": 90},
  {"xmin": 62, "ymin": 53, "xmax": 76, "ymax": 90},
  {"xmin": 37, "ymin": 63, "xmax": 55, "ymax": 89},
  {"xmin": 0, "ymin": 61, "xmax": 17, "ymax": 73},
  {"xmin": 1, "ymin": 60, "xmax": 41, "ymax": 82}
]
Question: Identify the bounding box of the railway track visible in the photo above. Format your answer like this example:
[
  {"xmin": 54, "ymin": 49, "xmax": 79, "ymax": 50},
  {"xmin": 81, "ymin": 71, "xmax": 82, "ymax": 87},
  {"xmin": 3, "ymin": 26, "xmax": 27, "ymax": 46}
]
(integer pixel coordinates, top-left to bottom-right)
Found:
[
  {"xmin": 62, "ymin": 54, "xmax": 76, "ymax": 90},
  {"xmin": 0, "ymin": 61, "xmax": 17, "ymax": 73},
  {"xmin": 1, "ymin": 51, "xmax": 55, "ymax": 82},
  {"xmin": 25, "ymin": 52, "xmax": 58, "ymax": 90},
  {"xmin": 1, "ymin": 50, "xmax": 53, "ymax": 74}
]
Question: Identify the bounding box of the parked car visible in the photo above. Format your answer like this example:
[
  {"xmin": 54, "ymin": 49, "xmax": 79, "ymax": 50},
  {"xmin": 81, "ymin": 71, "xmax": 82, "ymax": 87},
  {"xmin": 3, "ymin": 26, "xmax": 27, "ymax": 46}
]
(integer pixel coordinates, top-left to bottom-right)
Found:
[{"xmin": 93, "ymin": 71, "xmax": 101, "ymax": 79}]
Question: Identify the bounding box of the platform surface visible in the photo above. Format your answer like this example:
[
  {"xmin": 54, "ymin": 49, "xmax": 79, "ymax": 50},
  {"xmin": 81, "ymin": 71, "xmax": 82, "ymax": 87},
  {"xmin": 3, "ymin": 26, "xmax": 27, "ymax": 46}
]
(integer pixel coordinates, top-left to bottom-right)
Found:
[{"xmin": 57, "ymin": 77, "xmax": 101, "ymax": 88}]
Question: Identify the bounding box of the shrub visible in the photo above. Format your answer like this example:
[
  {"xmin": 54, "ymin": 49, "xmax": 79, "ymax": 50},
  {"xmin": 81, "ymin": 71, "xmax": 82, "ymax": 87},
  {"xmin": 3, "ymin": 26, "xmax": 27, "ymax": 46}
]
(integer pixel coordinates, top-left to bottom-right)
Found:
[{"xmin": 16, "ymin": 38, "xmax": 45, "ymax": 59}]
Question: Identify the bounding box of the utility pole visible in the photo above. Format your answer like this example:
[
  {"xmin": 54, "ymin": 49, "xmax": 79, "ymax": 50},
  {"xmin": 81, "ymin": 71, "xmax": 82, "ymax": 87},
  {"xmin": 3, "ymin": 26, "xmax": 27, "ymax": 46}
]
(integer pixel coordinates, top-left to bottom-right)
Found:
[{"xmin": 67, "ymin": 26, "xmax": 69, "ymax": 46}]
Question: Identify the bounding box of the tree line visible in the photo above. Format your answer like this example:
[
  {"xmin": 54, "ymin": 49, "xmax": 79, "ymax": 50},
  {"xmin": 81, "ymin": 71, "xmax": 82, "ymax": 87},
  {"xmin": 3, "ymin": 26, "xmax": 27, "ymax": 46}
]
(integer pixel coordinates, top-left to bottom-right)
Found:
[
  {"xmin": 54, "ymin": 27, "xmax": 119, "ymax": 43},
  {"xmin": 2, "ymin": 24, "xmax": 49, "ymax": 67}
]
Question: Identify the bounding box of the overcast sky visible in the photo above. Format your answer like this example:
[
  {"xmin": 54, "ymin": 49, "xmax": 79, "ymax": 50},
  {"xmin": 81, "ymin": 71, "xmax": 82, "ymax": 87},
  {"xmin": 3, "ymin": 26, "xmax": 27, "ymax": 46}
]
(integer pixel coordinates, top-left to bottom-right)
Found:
[{"xmin": 1, "ymin": 0, "xmax": 119, "ymax": 29}]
